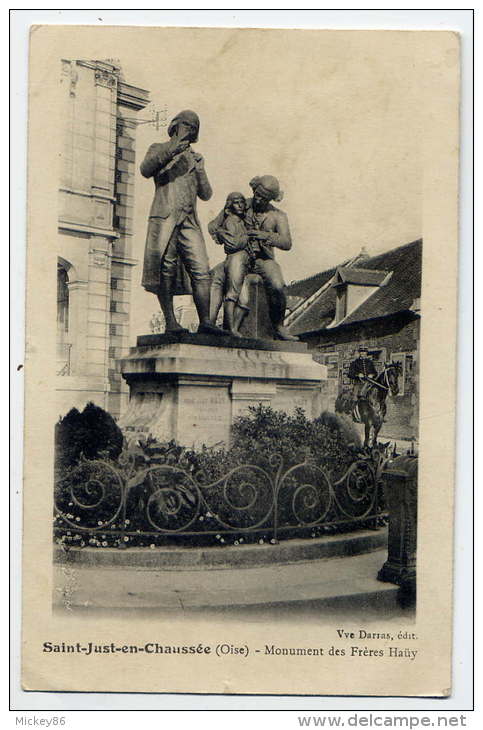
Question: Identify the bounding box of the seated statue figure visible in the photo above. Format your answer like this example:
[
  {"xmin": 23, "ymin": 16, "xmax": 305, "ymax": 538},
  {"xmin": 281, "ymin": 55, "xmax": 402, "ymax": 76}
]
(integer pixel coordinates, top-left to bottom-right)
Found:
[{"xmin": 209, "ymin": 177, "xmax": 298, "ymax": 341}]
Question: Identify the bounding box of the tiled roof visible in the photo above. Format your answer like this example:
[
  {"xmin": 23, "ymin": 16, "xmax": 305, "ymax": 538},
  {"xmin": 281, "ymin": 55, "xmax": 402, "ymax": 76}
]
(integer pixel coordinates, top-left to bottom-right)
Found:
[
  {"xmin": 285, "ymin": 267, "xmax": 337, "ymax": 299},
  {"xmin": 286, "ymin": 295, "xmax": 305, "ymax": 313},
  {"xmin": 286, "ymin": 239, "xmax": 422, "ymax": 336}
]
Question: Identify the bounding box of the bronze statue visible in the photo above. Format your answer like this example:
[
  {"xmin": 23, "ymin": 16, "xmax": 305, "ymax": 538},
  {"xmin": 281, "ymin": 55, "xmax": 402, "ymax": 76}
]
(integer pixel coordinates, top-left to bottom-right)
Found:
[
  {"xmin": 209, "ymin": 176, "xmax": 298, "ymax": 341},
  {"xmin": 140, "ymin": 110, "xmax": 226, "ymax": 336},
  {"xmin": 208, "ymin": 192, "xmax": 251, "ymax": 336}
]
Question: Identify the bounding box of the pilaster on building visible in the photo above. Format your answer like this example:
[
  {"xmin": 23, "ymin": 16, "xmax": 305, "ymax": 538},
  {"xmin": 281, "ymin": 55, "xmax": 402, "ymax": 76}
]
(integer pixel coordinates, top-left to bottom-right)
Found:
[{"xmin": 57, "ymin": 59, "xmax": 149, "ymax": 419}]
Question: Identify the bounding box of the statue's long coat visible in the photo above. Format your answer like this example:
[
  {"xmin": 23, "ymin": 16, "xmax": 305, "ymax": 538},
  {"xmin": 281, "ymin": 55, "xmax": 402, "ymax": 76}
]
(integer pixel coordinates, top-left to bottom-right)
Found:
[{"xmin": 140, "ymin": 141, "xmax": 212, "ymax": 295}]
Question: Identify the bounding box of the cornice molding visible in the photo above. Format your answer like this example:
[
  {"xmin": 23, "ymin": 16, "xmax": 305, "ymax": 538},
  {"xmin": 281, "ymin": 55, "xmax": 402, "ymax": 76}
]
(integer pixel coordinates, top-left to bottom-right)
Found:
[
  {"xmin": 59, "ymin": 187, "xmax": 116, "ymax": 203},
  {"xmin": 111, "ymin": 255, "xmax": 138, "ymax": 267},
  {"xmin": 60, "ymin": 59, "xmax": 150, "ymax": 112},
  {"xmin": 58, "ymin": 221, "xmax": 120, "ymax": 239},
  {"xmin": 117, "ymin": 81, "xmax": 150, "ymax": 112}
]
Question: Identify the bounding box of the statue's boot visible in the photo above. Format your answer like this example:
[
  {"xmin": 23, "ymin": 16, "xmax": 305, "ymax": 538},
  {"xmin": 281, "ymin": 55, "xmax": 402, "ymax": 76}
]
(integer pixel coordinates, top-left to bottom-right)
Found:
[
  {"xmin": 223, "ymin": 300, "xmax": 243, "ymax": 338},
  {"xmin": 157, "ymin": 278, "xmax": 189, "ymax": 334},
  {"xmin": 267, "ymin": 287, "xmax": 299, "ymax": 341},
  {"xmin": 274, "ymin": 325, "xmax": 299, "ymax": 342},
  {"xmin": 192, "ymin": 280, "xmax": 231, "ymax": 336},
  {"xmin": 198, "ymin": 322, "xmax": 233, "ymax": 336}
]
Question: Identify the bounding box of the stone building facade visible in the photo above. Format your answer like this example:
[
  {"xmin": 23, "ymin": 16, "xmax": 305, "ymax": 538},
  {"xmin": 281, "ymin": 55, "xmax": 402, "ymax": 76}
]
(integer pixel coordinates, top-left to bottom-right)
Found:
[{"xmin": 57, "ymin": 60, "xmax": 149, "ymax": 418}]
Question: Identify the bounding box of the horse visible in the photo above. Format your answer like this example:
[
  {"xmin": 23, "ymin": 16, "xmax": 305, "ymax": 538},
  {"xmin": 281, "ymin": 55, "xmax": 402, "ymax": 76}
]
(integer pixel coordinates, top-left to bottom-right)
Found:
[{"xmin": 335, "ymin": 362, "xmax": 402, "ymax": 450}]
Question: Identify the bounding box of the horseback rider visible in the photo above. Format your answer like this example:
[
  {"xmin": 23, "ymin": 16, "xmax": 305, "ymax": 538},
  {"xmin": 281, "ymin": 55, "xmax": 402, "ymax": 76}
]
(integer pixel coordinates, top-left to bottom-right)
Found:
[{"xmin": 348, "ymin": 346, "xmax": 377, "ymax": 401}]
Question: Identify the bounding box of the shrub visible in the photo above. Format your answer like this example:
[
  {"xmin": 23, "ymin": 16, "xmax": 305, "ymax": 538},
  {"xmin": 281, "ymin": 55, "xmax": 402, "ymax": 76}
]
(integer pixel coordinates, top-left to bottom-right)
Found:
[
  {"xmin": 183, "ymin": 405, "xmax": 356, "ymax": 484},
  {"xmin": 55, "ymin": 402, "xmax": 124, "ymax": 473}
]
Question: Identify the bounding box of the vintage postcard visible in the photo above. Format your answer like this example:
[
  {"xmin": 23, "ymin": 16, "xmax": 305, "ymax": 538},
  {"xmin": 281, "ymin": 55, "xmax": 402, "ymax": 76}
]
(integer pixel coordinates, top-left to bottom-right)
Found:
[{"xmin": 22, "ymin": 25, "xmax": 460, "ymax": 696}]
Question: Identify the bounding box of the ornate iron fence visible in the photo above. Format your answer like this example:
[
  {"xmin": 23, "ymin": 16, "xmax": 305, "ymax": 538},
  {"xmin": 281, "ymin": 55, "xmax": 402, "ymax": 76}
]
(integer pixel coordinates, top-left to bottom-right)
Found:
[{"xmin": 54, "ymin": 450, "xmax": 387, "ymax": 548}]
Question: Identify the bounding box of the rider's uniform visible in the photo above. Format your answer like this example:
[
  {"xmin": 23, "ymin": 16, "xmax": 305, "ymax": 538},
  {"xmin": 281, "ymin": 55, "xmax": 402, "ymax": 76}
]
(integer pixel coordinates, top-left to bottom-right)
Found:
[{"xmin": 348, "ymin": 356, "xmax": 377, "ymax": 400}]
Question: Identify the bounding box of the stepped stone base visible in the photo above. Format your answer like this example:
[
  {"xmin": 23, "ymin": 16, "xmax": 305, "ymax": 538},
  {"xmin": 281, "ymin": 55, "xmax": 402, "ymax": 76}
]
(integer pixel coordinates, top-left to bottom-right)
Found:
[
  {"xmin": 119, "ymin": 333, "xmax": 328, "ymax": 447},
  {"xmin": 54, "ymin": 529, "xmax": 387, "ymax": 571}
]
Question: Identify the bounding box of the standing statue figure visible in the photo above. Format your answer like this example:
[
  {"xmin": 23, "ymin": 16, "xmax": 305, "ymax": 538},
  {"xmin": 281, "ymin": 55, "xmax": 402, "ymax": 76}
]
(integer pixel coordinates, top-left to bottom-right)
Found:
[
  {"xmin": 140, "ymin": 110, "xmax": 226, "ymax": 336},
  {"xmin": 208, "ymin": 192, "xmax": 252, "ymax": 336},
  {"xmin": 222, "ymin": 175, "xmax": 298, "ymax": 341}
]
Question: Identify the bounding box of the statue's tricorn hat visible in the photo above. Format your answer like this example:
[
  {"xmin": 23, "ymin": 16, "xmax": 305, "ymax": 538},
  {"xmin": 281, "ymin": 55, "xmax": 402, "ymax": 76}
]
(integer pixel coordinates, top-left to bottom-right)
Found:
[
  {"xmin": 249, "ymin": 175, "xmax": 284, "ymax": 202},
  {"xmin": 168, "ymin": 110, "xmax": 200, "ymax": 143}
]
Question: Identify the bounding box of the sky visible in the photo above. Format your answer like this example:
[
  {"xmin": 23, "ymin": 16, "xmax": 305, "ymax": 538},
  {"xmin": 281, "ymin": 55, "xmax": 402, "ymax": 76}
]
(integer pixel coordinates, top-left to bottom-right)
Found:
[{"xmin": 108, "ymin": 29, "xmax": 423, "ymax": 341}]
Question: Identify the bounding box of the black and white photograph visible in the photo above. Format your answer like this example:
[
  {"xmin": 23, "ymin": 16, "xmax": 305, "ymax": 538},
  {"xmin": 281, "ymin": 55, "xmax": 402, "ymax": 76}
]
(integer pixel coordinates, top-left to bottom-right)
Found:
[{"xmin": 20, "ymin": 23, "xmax": 460, "ymax": 698}]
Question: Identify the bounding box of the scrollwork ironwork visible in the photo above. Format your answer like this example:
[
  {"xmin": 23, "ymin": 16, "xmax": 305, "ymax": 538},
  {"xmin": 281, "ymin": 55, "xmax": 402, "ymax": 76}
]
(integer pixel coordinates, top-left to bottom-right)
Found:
[
  {"xmin": 279, "ymin": 462, "xmax": 333, "ymax": 529},
  {"xmin": 54, "ymin": 459, "xmax": 124, "ymax": 530},
  {"xmin": 203, "ymin": 464, "xmax": 275, "ymax": 531},
  {"xmin": 54, "ymin": 450, "xmax": 383, "ymax": 544},
  {"xmin": 145, "ymin": 466, "xmax": 201, "ymax": 533}
]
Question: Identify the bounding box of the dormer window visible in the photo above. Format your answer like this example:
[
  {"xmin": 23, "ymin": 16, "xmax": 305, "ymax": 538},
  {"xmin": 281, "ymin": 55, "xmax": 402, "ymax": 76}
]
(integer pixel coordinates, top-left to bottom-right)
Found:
[{"xmin": 330, "ymin": 267, "xmax": 392, "ymax": 326}]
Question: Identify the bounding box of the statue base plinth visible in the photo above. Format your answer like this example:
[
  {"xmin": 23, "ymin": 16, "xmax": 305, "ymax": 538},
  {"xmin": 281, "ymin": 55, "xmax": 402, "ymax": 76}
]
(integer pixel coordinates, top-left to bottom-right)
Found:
[
  {"xmin": 135, "ymin": 331, "xmax": 308, "ymax": 352},
  {"xmin": 119, "ymin": 333, "xmax": 328, "ymax": 448}
]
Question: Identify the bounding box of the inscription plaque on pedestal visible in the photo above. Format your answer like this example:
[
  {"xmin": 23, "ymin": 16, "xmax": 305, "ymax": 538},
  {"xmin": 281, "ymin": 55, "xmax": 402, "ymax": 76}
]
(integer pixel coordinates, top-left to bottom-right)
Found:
[
  {"xmin": 176, "ymin": 381, "xmax": 232, "ymax": 448},
  {"xmin": 119, "ymin": 332, "xmax": 328, "ymax": 447}
]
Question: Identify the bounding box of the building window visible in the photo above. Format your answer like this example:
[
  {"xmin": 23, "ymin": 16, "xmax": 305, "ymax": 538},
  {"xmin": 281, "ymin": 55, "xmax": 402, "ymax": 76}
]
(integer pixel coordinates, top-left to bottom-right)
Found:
[
  {"xmin": 57, "ymin": 262, "xmax": 71, "ymax": 376},
  {"xmin": 57, "ymin": 264, "xmax": 69, "ymax": 335},
  {"xmin": 390, "ymin": 352, "xmax": 406, "ymax": 395},
  {"xmin": 330, "ymin": 267, "xmax": 389, "ymax": 326},
  {"xmin": 320, "ymin": 352, "xmax": 339, "ymax": 379},
  {"xmin": 390, "ymin": 352, "xmax": 417, "ymax": 397},
  {"xmin": 335, "ymin": 288, "xmax": 347, "ymax": 322}
]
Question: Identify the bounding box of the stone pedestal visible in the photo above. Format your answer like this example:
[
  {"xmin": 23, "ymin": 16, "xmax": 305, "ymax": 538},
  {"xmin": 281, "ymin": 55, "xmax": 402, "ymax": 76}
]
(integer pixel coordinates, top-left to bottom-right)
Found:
[
  {"xmin": 119, "ymin": 332, "xmax": 328, "ymax": 447},
  {"xmin": 378, "ymin": 455, "xmax": 418, "ymax": 606}
]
